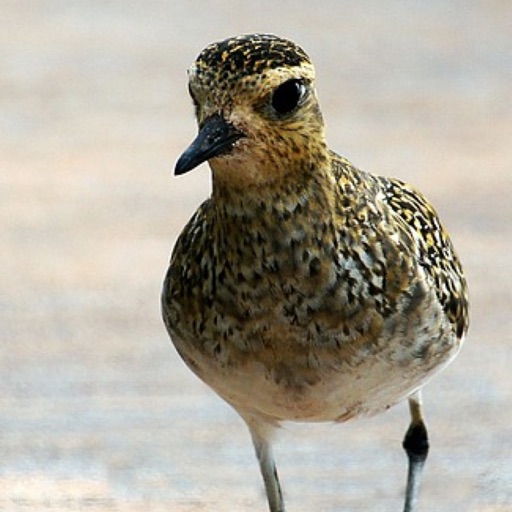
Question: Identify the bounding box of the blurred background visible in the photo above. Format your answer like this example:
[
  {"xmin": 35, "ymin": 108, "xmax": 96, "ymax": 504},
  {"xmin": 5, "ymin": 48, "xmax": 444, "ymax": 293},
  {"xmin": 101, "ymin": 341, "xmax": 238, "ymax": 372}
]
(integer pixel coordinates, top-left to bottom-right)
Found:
[{"xmin": 1, "ymin": 1, "xmax": 511, "ymax": 511}]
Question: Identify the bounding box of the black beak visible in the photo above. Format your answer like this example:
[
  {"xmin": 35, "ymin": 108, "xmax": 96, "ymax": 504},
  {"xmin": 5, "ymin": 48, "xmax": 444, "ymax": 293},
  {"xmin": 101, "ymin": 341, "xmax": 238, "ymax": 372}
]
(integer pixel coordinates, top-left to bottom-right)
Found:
[{"xmin": 174, "ymin": 113, "xmax": 245, "ymax": 175}]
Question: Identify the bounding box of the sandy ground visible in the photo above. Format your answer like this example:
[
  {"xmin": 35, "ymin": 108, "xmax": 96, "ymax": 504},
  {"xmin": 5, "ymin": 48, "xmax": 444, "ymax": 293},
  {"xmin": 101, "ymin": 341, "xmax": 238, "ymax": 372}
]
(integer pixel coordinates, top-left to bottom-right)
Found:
[{"xmin": 1, "ymin": 1, "xmax": 511, "ymax": 511}]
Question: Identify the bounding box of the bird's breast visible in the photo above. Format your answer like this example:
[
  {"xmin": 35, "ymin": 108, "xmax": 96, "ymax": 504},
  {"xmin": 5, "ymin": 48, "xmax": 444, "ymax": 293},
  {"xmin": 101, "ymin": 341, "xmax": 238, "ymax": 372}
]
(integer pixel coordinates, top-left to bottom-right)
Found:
[{"xmin": 162, "ymin": 200, "xmax": 461, "ymax": 422}]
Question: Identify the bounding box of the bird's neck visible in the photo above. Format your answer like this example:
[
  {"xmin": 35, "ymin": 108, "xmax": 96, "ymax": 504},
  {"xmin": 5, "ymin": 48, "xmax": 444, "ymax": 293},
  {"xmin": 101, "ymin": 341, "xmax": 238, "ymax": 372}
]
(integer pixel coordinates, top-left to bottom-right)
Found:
[{"xmin": 210, "ymin": 159, "xmax": 337, "ymax": 236}]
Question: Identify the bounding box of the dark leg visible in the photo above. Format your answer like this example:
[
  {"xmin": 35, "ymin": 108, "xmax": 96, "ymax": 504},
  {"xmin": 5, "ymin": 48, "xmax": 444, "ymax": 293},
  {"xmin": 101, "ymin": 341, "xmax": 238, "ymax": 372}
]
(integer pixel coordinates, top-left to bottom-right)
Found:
[
  {"xmin": 402, "ymin": 391, "xmax": 429, "ymax": 512},
  {"xmin": 246, "ymin": 418, "xmax": 285, "ymax": 512}
]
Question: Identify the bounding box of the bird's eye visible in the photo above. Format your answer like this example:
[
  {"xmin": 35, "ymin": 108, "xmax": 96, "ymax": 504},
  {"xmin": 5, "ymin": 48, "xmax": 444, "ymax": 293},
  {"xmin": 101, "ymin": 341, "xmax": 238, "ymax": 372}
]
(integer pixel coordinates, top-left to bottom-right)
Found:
[{"xmin": 271, "ymin": 79, "xmax": 306, "ymax": 115}]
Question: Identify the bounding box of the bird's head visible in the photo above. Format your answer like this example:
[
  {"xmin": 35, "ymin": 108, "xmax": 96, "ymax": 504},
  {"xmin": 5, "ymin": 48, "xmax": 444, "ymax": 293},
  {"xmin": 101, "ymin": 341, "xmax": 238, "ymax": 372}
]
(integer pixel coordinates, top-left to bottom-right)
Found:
[{"xmin": 175, "ymin": 34, "xmax": 328, "ymax": 189}]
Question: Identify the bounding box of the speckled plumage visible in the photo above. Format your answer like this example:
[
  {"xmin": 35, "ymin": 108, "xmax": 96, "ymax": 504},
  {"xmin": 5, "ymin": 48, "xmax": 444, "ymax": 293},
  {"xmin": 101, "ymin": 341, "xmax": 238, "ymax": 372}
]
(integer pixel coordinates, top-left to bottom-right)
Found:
[{"xmin": 162, "ymin": 34, "xmax": 468, "ymax": 512}]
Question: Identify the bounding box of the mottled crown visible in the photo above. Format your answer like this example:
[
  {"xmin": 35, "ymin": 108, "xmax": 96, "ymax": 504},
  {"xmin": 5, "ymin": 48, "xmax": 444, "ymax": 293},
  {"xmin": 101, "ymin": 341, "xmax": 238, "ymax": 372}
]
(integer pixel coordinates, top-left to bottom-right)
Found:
[{"xmin": 193, "ymin": 34, "xmax": 312, "ymax": 80}]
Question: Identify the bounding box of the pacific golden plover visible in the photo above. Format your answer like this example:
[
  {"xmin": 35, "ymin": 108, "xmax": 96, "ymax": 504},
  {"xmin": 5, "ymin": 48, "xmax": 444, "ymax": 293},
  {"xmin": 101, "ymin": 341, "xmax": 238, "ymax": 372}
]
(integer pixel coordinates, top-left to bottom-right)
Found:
[{"xmin": 162, "ymin": 34, "xmax": 469, "ymax": 512}]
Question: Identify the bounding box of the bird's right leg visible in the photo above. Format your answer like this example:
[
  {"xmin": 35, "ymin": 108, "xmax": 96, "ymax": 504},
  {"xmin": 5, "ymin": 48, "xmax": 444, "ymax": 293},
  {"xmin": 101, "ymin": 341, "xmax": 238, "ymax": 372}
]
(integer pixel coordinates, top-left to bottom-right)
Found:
[
  {"xmin": 402, "ymin": 391, "xmax": 429, "ymax": 512},
  {"xmin": 245, "ymin": 417, "xmax": 285, "ymax": 512}
]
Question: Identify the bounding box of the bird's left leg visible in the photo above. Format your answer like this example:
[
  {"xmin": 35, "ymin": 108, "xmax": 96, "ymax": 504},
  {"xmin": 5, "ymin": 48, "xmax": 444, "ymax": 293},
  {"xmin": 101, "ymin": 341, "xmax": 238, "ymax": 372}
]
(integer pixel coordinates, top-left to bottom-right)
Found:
[
  {"xmin": 244, "ymin": 417, "xmax": 285, "ymax": 512},
  {"xmin": 402, "ymin": 390, "xmax": 429, "ymax": 512}
]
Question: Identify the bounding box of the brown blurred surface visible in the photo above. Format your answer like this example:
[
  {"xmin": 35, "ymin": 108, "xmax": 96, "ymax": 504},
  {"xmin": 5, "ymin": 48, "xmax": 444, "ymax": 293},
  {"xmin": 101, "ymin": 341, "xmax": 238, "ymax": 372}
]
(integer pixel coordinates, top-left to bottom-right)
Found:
[{"xmin": 1, "ymin": 1, "xmax": 511, "ymax": 511}]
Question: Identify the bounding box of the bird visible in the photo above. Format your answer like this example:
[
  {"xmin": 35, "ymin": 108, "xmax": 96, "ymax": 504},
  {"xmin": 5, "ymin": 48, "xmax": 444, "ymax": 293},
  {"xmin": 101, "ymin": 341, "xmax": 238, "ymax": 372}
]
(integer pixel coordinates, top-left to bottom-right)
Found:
[{"xmin": 162, "ymin": 33, "xmax": 469, "ymax": 512}]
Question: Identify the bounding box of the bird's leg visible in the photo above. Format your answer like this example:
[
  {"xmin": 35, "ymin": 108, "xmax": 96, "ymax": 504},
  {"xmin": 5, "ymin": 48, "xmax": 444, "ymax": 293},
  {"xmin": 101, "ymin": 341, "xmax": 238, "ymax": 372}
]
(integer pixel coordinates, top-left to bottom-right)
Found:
[
  {"xmin": 402, "ymin": 391, "xmax": 429, "ymax": 512},
  {"xmin": 246, "ymin": 418, "xmax": 285, "ymax": 512}
]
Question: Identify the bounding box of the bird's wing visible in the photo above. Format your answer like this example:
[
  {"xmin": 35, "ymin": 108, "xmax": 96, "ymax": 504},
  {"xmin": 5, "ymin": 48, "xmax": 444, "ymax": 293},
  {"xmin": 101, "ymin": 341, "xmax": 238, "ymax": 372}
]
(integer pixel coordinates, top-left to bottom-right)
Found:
[{"xmin": 377, "ymin": 177, "xmax": 469, "ymax": 338}]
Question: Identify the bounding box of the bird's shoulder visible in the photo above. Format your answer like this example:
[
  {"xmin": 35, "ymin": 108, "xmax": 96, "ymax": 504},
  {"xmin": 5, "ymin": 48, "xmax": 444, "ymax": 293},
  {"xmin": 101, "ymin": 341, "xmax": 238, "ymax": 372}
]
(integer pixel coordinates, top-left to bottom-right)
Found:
[
  {"xmin": 172, "ymin": 199, "xmax": 213, "ymax": 254},
  {"xmin": 167, "ymin": 199, "xmax": 215, "ymax": 291}
]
